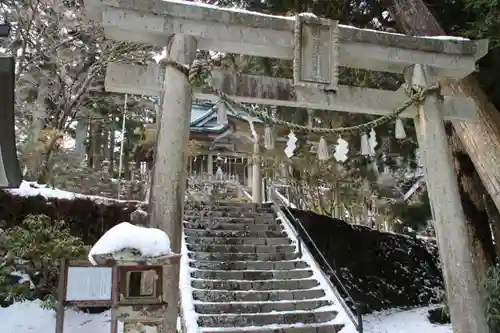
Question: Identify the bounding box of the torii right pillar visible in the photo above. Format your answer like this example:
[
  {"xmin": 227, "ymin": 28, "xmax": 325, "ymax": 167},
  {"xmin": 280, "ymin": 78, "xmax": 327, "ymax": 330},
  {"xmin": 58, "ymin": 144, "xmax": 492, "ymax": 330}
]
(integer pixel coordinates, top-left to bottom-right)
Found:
[{"xmin": 406, "ymin": 64, "xmax": 489, "ymax": 333}]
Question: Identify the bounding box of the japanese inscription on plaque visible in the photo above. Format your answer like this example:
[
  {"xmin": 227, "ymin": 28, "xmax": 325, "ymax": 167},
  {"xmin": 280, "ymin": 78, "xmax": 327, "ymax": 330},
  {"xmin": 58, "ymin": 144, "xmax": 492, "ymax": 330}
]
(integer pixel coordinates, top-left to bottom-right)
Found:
[
  {"xmin": 66, "ymin": 266, "xmax": 113, "ymax": 301},
  {"xmin": 293, "ymin": 15, "xmax": 339, "ymax": 91}
]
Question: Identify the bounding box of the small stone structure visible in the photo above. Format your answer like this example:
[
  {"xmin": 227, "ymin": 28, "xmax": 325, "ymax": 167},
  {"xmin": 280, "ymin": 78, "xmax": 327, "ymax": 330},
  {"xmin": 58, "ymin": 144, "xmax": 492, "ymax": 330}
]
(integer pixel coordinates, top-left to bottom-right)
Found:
[{"xmin": 90, "ymin": 250, "xmax": 181, "ymax": 333}]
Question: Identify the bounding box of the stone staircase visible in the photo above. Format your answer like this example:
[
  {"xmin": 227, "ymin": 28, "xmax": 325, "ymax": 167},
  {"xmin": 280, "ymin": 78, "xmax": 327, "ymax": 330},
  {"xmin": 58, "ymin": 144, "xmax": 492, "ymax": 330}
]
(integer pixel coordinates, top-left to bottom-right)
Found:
[{"xmin": 180, "ymin": 200, "xmax": 355, "ymax": 333}]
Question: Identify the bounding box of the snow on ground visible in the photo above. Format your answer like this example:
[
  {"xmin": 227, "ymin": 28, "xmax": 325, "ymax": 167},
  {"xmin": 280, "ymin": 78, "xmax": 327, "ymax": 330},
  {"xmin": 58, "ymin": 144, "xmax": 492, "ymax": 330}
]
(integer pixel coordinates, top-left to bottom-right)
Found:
[
  {"xmin": 8, "ymin": 180, "xmax": 83, "ymax": 199},
  {"xmin": 0, "ymin": 300, "xmax": 450, "ymax": 333},
  {"xmin": 363, "ymin": 306, "xmax": 451, "ymax": 333},
  {"xmin": 0, "ymin": 300, "xmax": 111, "ymax": 333},
  {"xmin": 6, "ymin": 180, "xmax": 144, "ymax": 203},
  {"xmin": 88, "ymin": 222, "xmax": 172, "ymax": 264}
]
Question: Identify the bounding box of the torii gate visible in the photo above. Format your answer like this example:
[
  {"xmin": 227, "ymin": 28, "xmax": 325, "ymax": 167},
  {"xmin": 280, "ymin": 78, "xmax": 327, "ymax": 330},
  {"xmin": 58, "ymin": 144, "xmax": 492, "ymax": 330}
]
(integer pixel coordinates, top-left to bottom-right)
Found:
[{"xmin": 83, "ymin": 1, "xmax": 488, "ymax": 332}]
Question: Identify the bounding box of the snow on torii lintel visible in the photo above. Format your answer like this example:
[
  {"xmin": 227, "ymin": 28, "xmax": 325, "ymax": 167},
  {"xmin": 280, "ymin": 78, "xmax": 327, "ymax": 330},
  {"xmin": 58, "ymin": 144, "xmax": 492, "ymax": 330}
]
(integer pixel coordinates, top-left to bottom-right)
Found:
[{"xmin": 88, "ymin": 222, "xmax": 174, "ymax": 265}]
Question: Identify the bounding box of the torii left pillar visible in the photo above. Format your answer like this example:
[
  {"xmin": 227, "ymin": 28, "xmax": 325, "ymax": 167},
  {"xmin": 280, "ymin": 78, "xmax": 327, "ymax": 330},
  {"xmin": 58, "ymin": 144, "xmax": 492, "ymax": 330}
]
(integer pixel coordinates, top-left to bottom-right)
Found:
[{"xmin": 148, "ymin": 34, "xmax": 197, "ymax": 333}]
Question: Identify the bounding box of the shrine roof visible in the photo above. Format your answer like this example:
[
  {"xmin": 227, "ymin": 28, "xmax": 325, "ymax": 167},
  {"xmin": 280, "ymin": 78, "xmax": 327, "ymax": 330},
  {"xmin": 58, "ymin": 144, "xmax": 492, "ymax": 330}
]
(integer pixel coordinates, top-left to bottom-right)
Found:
[{"xmin": 189, "ymin": 102, "xmax": 262, "ymax": 134}]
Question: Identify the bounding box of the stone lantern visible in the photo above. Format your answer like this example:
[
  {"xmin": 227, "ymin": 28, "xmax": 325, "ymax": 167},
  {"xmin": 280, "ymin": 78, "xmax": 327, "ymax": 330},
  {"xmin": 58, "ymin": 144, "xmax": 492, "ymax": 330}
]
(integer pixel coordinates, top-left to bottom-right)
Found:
[{"xmin": 90, "ymin": 248, "xmax": 181, "ymax": 333}]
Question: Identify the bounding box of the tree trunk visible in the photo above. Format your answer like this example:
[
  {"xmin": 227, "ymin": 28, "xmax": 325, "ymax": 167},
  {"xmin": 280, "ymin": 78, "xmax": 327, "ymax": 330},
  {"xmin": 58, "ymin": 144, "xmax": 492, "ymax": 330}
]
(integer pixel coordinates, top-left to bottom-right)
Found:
[
  {"xmin": 386, "ymin": 0, "xmax": 500, "ymax": 217},
  {"xmin": 74, "ymin": 120, "xmax": 87, "ymax": 162},
  {"xmin": 385, "ymin": 0, "xmax": 498, "ymax": 331},
  {"xmin": 32, "ymin": 87, "xmax": 47, "ymax": 143},
  {"xmin": 386, "ymin": 0, "xmax": 498, "ymax": 267},
  {"xmin": 446, "ymin": 123, "xmax": 496, "ymax": 279},
  {"xmin": 485, "ymin": 194, "xmax": 500, "ymax": 256},
  {"xmin": 102, "ymin": 124, "xmax": 110, "ymax": 165},
  {"xmin": 90, "ymin": 121, "xmax": 103, "ymax": 169}
]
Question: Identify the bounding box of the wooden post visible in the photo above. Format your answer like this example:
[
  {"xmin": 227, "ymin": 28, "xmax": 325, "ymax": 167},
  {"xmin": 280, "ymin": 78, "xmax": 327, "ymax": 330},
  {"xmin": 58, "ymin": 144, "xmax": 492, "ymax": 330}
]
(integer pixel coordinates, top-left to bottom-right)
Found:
[
  {"xmin": 110, "ymin": 266, "xmax": 119, "ymax": 333},
  {"xmin": 252, "ymin": 139, "xmax": 262, "ymax": 203},
  {"xmin": 334, "ymin": 182, "xmax": 341, "ymax": 219},
  {"xmin": 307, "ymin": 109, "xmax": 314, "ymax": 128},
  {"xmin": 406, "ymin": 64, "xmax": 489, "ymax": 333},
  {"xmin": 207, "ymin": 153, "xmax": 213, "ymax": 177},
  {"xmin": 55, "ymin": 259, "xmax": 67, "ymax": 333},
  {"xmin": 147, "ymin": 34, "xmax": 197, "ymax": 332},
  {"xmin": 162, "ymin": 261, "xmax": 180, "ymax": 333},
  {"xmin": 247, "ymin": 162, "xmax": 252, "ymax": 187},
  {"xmin": 74, "ymin": 119, "xmax": 88, "ymax": 161}
]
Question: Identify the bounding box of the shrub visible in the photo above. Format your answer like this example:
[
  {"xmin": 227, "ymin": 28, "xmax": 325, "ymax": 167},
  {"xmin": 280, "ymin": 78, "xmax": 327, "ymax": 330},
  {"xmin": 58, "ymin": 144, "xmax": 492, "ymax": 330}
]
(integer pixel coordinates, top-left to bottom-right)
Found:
[
  {"xmin": 483, "ymin": 265, "xmax": 500, "ymax": 332},
  {"xmin": 0, "ymin": 189, "xmax": 135, "ymax": 244},
  {"xmin": 0, "ymin": 214, "xmax": 85, "ymax": 307}
]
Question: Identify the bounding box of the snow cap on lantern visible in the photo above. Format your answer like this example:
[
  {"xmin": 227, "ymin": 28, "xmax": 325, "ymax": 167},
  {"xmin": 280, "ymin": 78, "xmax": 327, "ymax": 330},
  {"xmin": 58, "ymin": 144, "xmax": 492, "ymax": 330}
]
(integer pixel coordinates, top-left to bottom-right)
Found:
[{"xmin": 88, "ymin": 222, "xmax": 174, "ymax": 265}]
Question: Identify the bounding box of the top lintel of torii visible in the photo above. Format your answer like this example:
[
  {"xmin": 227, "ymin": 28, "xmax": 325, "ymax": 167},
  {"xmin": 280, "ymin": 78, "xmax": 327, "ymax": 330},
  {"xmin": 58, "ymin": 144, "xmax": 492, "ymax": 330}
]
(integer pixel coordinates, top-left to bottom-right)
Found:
[{"xmin": 84, "ymin": 0, "xmax": 488, "ymax": 79}]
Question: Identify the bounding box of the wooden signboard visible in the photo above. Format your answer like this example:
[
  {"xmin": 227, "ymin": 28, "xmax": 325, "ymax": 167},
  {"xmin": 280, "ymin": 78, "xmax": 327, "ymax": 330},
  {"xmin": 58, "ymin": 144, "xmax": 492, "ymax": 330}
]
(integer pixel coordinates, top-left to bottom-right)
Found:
[{"xmin": 55, "ymin": 259, "xmax": 116, "ymax": 333}]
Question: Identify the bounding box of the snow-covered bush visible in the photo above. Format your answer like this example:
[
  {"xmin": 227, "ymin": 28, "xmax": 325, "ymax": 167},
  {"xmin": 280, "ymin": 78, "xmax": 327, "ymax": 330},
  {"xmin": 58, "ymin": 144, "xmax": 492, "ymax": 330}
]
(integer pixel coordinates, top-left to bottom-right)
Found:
[
  {"xmin": 0, "ymin": 190, "xmax": 136, "ymax": 244},
  {"xmin": 0, "ymin": 214, "xmax": 85, "ymax": 308}
]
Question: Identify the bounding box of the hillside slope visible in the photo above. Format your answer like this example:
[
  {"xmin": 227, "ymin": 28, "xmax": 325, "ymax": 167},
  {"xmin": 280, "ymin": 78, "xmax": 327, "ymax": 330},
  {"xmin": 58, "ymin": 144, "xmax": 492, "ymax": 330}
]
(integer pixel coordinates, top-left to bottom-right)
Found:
[{"xmin": 287, "ymin": 209, "xmax": 444, "ymax": 313}]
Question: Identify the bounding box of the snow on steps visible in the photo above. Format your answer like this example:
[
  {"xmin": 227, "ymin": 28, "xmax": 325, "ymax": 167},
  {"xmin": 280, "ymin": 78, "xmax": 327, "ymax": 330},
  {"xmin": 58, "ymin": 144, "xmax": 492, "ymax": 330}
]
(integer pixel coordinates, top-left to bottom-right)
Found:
[{"xmin": 180, "ymin": 201, "xmax": 357, "ymax": 333}]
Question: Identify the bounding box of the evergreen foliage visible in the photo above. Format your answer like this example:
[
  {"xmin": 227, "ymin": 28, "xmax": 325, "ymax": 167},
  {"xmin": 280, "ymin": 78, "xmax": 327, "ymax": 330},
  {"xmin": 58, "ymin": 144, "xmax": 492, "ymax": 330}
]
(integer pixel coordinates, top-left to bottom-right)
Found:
[
  {"xmin": 0, "ymin": 214, "xmax": 85, "ymax": 308},
  {"xmin": 483, "ymin": 265, "xmax": 500, "ymax": 332}
]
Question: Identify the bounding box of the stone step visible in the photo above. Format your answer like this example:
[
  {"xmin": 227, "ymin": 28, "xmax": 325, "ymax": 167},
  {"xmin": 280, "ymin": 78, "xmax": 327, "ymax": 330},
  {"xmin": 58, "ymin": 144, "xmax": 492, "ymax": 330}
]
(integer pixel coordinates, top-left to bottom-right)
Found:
[
  {"xmin": 187, "ymin": 205, "xmax": 272, "ymax": 211},
  {"xmin": 192, "ymin": 289, "xmax": 326, "ymax": 302},
  {"xmin": 184, "ymin": 229, "xmax": 288, "ymax": 238},
  {"xmin": 188, "ymin": 251, "xmax": 299, "ymax": 262},
  {"xmin": 185, "ymin": 236, "xmax": 292, "ymax": 246},
  {"xmin": 200, "ymin": 323, "xmax": 344, "ymax": 333},
  {"xmin": 191, "ymin": 278, "xmax": 319, "ymax": 291},
  {"xmin": 186, "ymin": 201, "xmax": 272, "ymax": 210},
  {"xmin": 183, "ymin": 221, "xmax": 282, "ymax": 232},
  {"xmin": 186, "ymin": 244, "xmax": 296, "ymax": 254},
  {"xmin": 194, "ymin": 299, "xmax": 332, "ymax": 314},
  {"xmin": 184, "ymin": 211, "xmax": 275, "ymax": 219},
  {"xmin": 184, "ymin": 215, "xmax": 276, "ymax": 224},
  {"xmin": 191, "ymin": 269, "xmax": 314, "ymax": 280},
  {"xmin": 186, "ymin": 200, "xmax": 271, "ymax": 206},
  {"xmin": 216, "ymin": 200, "xmax": 272, "ymax": 206},
  {"xmin": 189, "ymin": 260, "xmax": 309, "ymax": 271},
  {"xmin": 197, "ymin": 310, "xmax": 336, "ymax": 327},
  {"xmin": 183, "ymin": 229, "xmax": 287, "ymax": 238}
]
